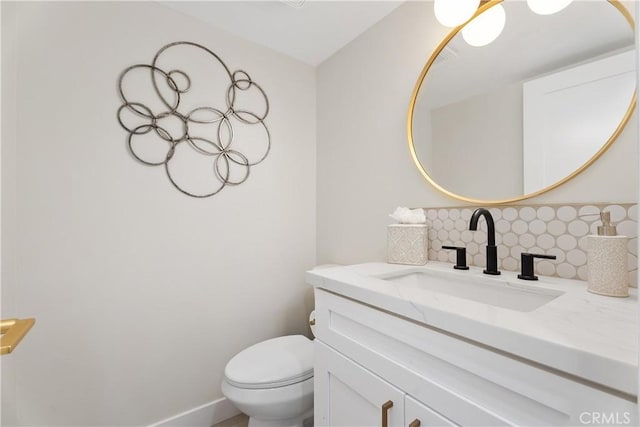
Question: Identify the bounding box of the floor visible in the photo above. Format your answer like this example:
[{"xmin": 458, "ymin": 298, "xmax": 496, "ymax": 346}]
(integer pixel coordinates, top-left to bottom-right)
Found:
[
  {"xmin": 212, "ymin": 414, "xmax": 249, "ymax": 427},
  {"xmin": 213, "ymin": 413, "xmax": 314, "ymax": 427}
]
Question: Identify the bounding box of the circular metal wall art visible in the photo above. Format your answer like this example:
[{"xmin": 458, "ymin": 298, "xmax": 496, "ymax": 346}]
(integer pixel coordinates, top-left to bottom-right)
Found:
[{"xmin": 116, "ymin": 41, "xmax": 271, "ymax": 198}]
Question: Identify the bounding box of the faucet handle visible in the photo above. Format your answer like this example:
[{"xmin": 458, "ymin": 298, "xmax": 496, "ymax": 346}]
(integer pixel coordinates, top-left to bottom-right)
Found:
[
  {"xmin": 442, "ymin": 246, "xmax": 469, "ymax": 270},
  {"xmin": 518, "ymin": 253, "xmax": 557, "ymax": 281}
]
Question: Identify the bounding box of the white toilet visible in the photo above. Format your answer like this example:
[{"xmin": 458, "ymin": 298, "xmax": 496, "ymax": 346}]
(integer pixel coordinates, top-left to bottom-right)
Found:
[{"xmin": 221, "ymin": 335, "xmax": 314, "ymax": 427}]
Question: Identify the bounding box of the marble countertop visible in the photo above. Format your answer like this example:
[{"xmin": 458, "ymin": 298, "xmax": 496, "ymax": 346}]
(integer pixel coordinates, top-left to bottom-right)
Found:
[{"xmin": 306, "ymin": 262, "xmax": 638, "ymax": 396}]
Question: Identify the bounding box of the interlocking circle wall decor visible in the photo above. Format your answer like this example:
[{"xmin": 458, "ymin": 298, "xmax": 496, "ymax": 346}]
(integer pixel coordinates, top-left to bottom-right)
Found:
[{"xmin": 116, "ymin": 41, "xmax": 271, "ymax": 198}]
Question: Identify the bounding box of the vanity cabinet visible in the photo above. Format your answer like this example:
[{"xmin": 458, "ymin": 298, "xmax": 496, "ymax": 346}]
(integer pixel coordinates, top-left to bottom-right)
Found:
[
  {"xmin": 313, "ymin": 288, "xmax": 637, "ymax": 427},
  {"xmin": 316, "ymin": 340, "xmax": 459, "ymax": 426}
]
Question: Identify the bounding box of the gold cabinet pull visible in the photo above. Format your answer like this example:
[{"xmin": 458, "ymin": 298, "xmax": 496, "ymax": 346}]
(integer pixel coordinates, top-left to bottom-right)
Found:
[
  {"xmin": 381, "ymin": 400, "xmax": 394, "ymax": 427},
  {"xmin": 1, "ymin": 318, "xmax": 35, "ymax": 355},
  {"xmin": 409, "ymin": 419, "xmax": 421, "ymax": 427}
]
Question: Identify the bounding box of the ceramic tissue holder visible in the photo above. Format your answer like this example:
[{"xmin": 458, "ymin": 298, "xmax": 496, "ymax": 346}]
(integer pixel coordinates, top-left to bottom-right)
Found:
[{"xmin": 387, "ymin": 207, "xmax": 428, "ymax": 266}]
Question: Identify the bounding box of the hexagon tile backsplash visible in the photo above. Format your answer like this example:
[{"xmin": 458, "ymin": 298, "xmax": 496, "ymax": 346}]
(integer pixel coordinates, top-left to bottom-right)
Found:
[{"xmin": 424, "ymin": 203, "xmax": 638, "ymax": 287}]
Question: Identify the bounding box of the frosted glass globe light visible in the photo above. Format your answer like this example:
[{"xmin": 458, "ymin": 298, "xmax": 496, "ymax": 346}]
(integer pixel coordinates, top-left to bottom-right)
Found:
[
  {"xmin": 434, "ymin": 0, "xmax": 481, "ymax": 27},
  {"xmin": 461, "ymin": 4, "xmax": 506, "ymax": 47},
  {"xmin": 527, "ymin": 0, "xmax": 573, "ymax": 15}
]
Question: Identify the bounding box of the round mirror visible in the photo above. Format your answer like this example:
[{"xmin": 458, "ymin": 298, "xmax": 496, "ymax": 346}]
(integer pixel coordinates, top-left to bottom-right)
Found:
[{"xmin": 408, "ymin": 0, "xmax": 636, "ymax": 204}]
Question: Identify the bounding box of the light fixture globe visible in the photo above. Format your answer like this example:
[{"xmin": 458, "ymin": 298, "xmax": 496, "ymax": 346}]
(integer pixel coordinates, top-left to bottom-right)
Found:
[
  {"xmin": 461, "ymin": 3, "xmax": 506, "ymax": 47},
  {"xmin": 526, "ymin": 0, "xmax": 573, "ymax": 15},
  {"xmin": 434, "ymin": 0, "xmax": 481, "ymax": 27}
]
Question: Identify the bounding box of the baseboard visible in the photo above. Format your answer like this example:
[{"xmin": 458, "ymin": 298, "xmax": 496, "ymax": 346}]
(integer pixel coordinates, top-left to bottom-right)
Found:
[{"xmin": 149, "ymin": 397, "xmax": 241, "ymax": 427}]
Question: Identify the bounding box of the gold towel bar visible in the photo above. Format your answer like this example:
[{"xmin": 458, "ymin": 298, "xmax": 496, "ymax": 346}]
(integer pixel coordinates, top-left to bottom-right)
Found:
[{"xmin": 1, "ymin": 318, "xmax": 35, "ymax": 355}]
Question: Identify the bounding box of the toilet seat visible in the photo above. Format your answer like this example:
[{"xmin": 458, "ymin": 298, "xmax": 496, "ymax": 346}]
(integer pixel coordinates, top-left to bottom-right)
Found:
[{"xmin": 224, "ymin": 335, "xmax": 313, "ymax": 390}]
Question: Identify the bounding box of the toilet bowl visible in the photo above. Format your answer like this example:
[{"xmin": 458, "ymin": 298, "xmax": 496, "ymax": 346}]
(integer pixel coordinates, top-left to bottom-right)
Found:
[{"xmin": 221, "ymin": 335, "xmax": 314, "ymax": 427}]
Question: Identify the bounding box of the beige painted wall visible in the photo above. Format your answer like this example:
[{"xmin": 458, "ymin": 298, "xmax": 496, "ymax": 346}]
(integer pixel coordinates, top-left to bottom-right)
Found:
[
  {"xmin": 1, "ymin": 2, "xmax": 316, "ymax": 425},
  {"xmin": 429, "ymin": 83, "xmax": 523, "ymax": 200},
  {"xmin": 316, "ymin": 1, "xmax": 638, "ymax": 265}
]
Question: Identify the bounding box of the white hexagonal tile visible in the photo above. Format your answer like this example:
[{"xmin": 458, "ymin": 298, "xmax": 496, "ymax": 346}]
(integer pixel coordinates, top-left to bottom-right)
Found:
[
  {"xmin": 512, "ymin": 220, "xmax": 528, "ymax": 235},
  {"xmin": 566, "ymin": 249, "xmax": 587, "ymax": 266},
  {"xmin": 578, "ymin": 205, "xmax": 600, "ymax": 218},
  {"xmin": 496, "ymin": 219, "xmax": 511, "ymax": 234},
  {"xmin": 547, "ymin": 247, "xmax": 566, "ymax": 263},
  {"xmin": 519, "ymin": 233, "xmax": 536, "ymax": 249},
  {"xmin": 428, "ymin": 229, "xmax": 437, "ymax": 240},
  {"xmin": 467, "ymin": 242, "xmax": 479, "ymax": 255},
  {"xmin": 557, "ymin": 235, "xmax": 578, "ymax": 251},
  {"xmin": 497, "ymin": 245, "xmax": 509, "ymax": 258},
  {"xmin": 628, "ymin": 238, "xmax": 637, "ymax": 256},
  {"xmin": 503, "ymin": 207, "xmax": 518, "ymax": 221},
  {"xmin": 460, "ymin": 208, "xmax": 474, "ymax": 221},
  {"xmin": 443, "ymin": 219, "xmax": 454, "ymax": 231},
  {"xmin": 503, "ymin": 232, "xmax": 518, "ymax": 247},
  {"xmin": 556, "ymin": 206, "xmax": 577, "ymax": 222},
  {"xmin": 437, "ymin": 251, "xmax": 449, "ymax": 262},
  {"xmin": 537, "ymin": 234, "xmax": 555, "ymax": 250},
  {"xmin": 432, "ymin": 219, "xmax": 443, "ymax": 229},
  {"xmin": 528, "ymin": 246, "xmax": 544, "ymax": 256},
  {"xmin": 461, "ymin": 230, "xmax": 474, "ymax": 243},
  {"xmin": 537, "ymin": 260, "xmax": 556, "ymax": 277},
  {"xmin": 617, "ymin": 220, "xmax": 636, "ymax": 239},
  {"xmin": 556, "ymin": 263, "xmax": 577, "ymax": 279},
  {"xmin": 449, "ymin": 209, "xmax": 460, "ymax": 220},
  {"xmin": 577, "ymin": 265, "xmax": 589, "ymax": 281},
  {"xmin": 578, "ymin": 236, "xmax": 589, "ymax": 251},
  {"xmin": 510, "ymin": 245, "xmax": 525, "ymax": 259},
  {"xmin": 455, "ymin": 219, "xmax": 467, "ymax": 232},
  {"xmin": 473, "ymin": 230, "xmax": 487, "ymax": 244},
  {"xmin": 567, "ymin": 220, "xmax": 589, "ymax": 237},
  {"xmin": 529, "ymin": 219, "xmax": 546, "ymax": 235},
  {"xmin": 449, "ymin": 229, "xmax": 461, "ymax": 243},
  {"xmin": 605, "ymin": 204, "xmax": 627, "ymax": 223},
  {"xmin": 502, "ymin": 257, "xmax": 518, "ymax": 271},
  {"xmin": 629, "ymin": 270, "xmax": 638, "ymax": 288},
  {"xmin": 431, "ymin": 240, "xmax": 442, "ymax": 250},
  {"xmin": 537, "ymin": 206, "xmax": 557, "ymax": 221},
  {"xmin": 547, "ymin": 220, "xmax": 567, "ymax": 236},
  {"xmin": 473, "ymin": 253, "xmax": 484, "ymax": 266},
  {"xmin": 489, "ymin": 208, "xmax": 502, "ymax": 220},
  {"xmin": 519, "ymin": 207, "xmax": 536, "ymax": 221},
  {"xmin": 427, "ymin": 209, "xmax": 438, "ymax": 220},
  {"xmin": 438, "ymin": 229, "xmax": 448, "ymax": 241},
  {"xmin": 628, "ymin": 205, "xmax": 637, "ymax": 222}
]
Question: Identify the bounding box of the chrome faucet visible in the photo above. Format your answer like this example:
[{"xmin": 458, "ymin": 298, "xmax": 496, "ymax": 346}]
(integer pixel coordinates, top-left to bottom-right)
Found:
[{"xmin": 469, "ymin": 208, "xmax": 501, "ymax": 275}]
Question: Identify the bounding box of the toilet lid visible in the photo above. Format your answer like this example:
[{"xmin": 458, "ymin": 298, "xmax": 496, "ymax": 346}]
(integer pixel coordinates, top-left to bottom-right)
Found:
[{"xmin": 224, "ymin": 335, "xmax": 313, "ymax": 389}]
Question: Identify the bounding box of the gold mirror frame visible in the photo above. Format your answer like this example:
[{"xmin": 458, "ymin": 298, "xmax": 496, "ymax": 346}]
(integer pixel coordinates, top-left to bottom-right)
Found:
[{"xmin": 407, "ymin": 0, "xmax": 636, "ymax": 205}]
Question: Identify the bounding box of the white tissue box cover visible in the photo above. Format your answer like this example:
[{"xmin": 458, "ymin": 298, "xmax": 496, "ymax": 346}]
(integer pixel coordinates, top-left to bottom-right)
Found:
[{"xmin": 387, "ymin": 224, "xmax": 428, "ymax": 266}]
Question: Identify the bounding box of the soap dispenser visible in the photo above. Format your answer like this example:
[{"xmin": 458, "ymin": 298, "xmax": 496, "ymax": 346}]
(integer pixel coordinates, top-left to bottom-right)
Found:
[{"xmin": 586, "ymin": 211, "xmax": 628, "ymax": 297}]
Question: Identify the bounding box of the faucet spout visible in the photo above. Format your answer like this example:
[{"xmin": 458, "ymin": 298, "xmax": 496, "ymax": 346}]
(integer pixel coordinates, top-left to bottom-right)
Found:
[{"xmin": 469, "ymin": 208, "xmax": 500, "ymax": 275}]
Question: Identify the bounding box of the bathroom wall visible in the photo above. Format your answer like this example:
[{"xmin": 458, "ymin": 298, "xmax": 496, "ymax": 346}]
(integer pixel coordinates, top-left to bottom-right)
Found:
[
  {"xmin": 316, "ymin": 1, "xmax": 638, "ymax": 265},
  {"xmin": 428, "ymin": 83, "xmax": 523, "ymax": 200},
  {"xmin": 1, "ymin": 2, "xmax": 316, "ymax": 426}
]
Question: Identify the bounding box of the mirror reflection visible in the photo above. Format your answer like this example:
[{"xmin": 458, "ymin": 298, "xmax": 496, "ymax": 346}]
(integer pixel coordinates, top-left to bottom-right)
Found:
[{"xmin": 410, "ymin": 0, "xmax": 635, "ymax": 203}]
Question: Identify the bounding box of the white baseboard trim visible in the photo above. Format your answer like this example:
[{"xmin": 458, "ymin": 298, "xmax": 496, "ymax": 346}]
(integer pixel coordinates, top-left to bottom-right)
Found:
[{"xmin": 150, "ymin": 397, "xmax": 241, "ymax": 427}]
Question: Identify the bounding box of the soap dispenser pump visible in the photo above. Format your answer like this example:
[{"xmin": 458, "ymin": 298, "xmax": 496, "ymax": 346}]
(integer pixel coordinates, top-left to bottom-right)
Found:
[
  {"xmin": 586, "ymin": 210, "xmax": 628, "ymax": 297},
  {"xmin": 596, "ymin": 211, "xmax": 617, "ymax": 236}
]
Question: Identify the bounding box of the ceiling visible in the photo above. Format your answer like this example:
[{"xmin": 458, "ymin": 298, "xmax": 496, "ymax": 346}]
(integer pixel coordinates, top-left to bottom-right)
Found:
[{"xmin": 161, "ymin": 1, "xmax": 405, "ymax": 66}]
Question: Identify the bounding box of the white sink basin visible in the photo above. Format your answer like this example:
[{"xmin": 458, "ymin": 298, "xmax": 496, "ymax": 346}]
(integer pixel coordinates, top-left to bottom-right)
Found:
[{"xmin": 381, "ymin": 269, "xmax": 564, "ymax": 312}]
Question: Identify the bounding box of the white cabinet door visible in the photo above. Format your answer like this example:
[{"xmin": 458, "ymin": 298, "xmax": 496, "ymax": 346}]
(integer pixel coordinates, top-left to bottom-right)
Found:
[
  {"xmin": 405, "ymin": 395, "xmax": 458, "ymax": 427},
  {"xmin": 315, "ymin": 340, "xmax": 405, "ymax": 427}
]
